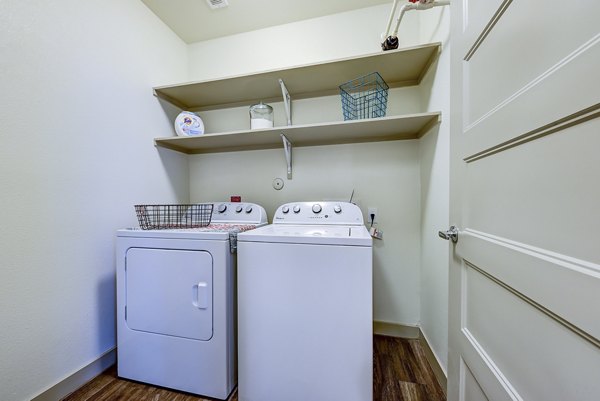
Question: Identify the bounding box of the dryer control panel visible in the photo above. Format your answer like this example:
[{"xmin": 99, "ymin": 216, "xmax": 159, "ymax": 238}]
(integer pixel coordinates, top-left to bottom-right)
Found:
[
  {"xmin": 210, "ymin": 202, "xmax": 268, "ymax": 224},
  {"xmin": 273, "ymin": 202, "xmax": 364, "ymax": 225}
]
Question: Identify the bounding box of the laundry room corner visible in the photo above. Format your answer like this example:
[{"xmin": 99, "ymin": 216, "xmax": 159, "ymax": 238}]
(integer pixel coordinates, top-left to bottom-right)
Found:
[
  {"xmin": 418, "ymin": 4, "xmax": 451, "ymax": 381},
  {"xmin": 185, "ymin": 4, "xmax": 444, "ymax": 336}
]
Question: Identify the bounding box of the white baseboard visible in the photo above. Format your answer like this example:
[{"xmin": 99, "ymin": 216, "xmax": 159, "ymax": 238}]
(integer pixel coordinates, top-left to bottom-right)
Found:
[
  {"xmin": 418, "ymin": 330, "xmax": 447, "ymax": 396},
  {"xmin": 373, "ymin": 320, "xmax": 420, "ymax": 338},
  {"xmin": 373, "ymin": 320, "xmax": 447, "ymax": 395},
  {"xmin": 30, "ymin": 327, "xmax": 446, "ymax": 400},
  {"xmin": 31, "ymin": 348, "xmax": 116, "ymax": 401}
]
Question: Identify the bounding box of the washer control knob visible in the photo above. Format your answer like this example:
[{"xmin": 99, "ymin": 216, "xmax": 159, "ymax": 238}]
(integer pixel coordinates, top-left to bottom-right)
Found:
[
  {"xmin": 235, "ymin": 205, "xmax": 243, "ymax": 213},
  {"xmin": 334, "ymin": 205, "xmax": 342, "ymax": 214},
  {"xmin": 218, "ymin": 204, "xmax": 227, "ymax": 213},
  {"xmin": 282, "ymin": 206, "xmax": 290, "ymax": 214},
  {"xmin": 293, "ymin": 205, "xmax": 301, "ymax": 214},
  {"xmin": 312, "ymin": 204, "xmax": 322, "ymax": 214},
  {"xmin": 245, "ymin": 205, "xmax": 253, "ymax": 213}
]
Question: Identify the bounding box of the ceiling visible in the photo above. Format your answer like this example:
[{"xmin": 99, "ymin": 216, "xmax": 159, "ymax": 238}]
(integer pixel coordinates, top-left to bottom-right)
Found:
[{"xmin": 141, "ymin": 0, "xmax": 391, "ymax": 44}]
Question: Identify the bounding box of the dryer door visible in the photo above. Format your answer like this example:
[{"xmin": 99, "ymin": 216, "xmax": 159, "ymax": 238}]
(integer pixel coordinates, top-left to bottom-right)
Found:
[{"xmin": 125, "ymin": 248, "xmax": 213, "ymax": 341}]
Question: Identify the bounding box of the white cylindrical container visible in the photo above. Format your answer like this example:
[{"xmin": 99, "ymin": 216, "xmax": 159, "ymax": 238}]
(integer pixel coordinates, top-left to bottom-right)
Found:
[
  {"xmin": 249, "ymin": 102, "xmax": 273, "ymax": 130},
  {"xmin": 174, "ymin": 111, "xmax": 204, "ymax": 136}
]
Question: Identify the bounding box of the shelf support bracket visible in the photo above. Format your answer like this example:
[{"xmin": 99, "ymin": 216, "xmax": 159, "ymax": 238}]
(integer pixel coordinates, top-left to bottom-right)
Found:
[
  {"xmin": 279, "ymin": 78, "xmax": 292, "ymax": 126},
  {"xmin": 281, "ymin": 133, "xmax": 292, "ymax": 179}
]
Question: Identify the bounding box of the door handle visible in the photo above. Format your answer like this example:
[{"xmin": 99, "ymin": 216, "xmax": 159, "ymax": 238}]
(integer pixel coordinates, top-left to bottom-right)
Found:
[
  {"xmin": 438, "ymin": 226, "xmax": 459, "ymax": 243},
  {"xmin": 192, "ymin": 282, "xmax": 208, "ymax": 309}
]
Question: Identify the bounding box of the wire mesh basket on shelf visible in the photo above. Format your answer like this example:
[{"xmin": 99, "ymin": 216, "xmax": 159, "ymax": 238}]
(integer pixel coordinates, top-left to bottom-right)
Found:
[
  {"xmin": 339, "ymin": 72, "xmax": 389, "ymax": 120},
  {"xmin": 134, "ymin": 204, "xmax": 213, "ymax": 230}
]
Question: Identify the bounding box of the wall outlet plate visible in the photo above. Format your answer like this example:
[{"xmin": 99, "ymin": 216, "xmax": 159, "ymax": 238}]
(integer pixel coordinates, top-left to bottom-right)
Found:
[{"xmin": 367, "ymin": 207, "xmax": 378, "ymax": 224}]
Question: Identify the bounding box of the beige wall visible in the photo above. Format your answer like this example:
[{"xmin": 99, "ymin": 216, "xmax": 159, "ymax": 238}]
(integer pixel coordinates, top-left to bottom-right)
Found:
[
  {"xmin": 0, "ymin": 1, "xmax": 189, "ymax": 400},
  {"xmin": 190, "ymin": 140, "xmax": 422, "ymax": 324},
  {"xmin": 186, "ymin": 5, "xmax": 447, "ymax": 327},
  {"xmin": 419, "ymin": 6, "xmax": 451, "ymax": 373},
  {"xmin": 186, "ymin": 5, "xmax": 420, "ymax": 82},
  {"xmin": 186, "ymin": 4, "xmax": 451, "ymax": 371}
]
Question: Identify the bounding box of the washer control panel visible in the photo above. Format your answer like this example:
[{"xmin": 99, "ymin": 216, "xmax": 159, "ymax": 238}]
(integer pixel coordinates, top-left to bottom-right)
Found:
[{"xmin": 274, "ymin": 202, "xmax": 364, "ymax": 225}]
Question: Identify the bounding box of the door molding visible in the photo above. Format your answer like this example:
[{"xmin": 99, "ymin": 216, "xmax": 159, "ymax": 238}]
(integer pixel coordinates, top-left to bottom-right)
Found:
[
  {"xmin": 464, "ymin": 104, "xmax": 600, "ymax": 162},
  {"xmin": 460, "ymin": 229, "xmax": 600, "ymax": 346},
  {"xmin": 463, "ymin": 0, "xmax": 513, "ymax": 61}
]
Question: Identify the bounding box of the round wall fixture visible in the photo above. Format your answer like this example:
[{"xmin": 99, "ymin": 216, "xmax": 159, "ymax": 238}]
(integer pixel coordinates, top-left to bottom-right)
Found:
[{"xmin": 272, "ymin": 178, "xmax": 284, "ymax": 190}]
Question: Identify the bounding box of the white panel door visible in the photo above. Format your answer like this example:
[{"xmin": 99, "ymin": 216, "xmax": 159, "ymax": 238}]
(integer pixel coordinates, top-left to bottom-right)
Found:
[{"xmin": 448, "ymin": 1, "xmax": 600, "ymax": 400}]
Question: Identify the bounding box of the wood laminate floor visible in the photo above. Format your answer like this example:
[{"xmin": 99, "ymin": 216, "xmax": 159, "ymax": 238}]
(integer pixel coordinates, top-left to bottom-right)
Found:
[{"xmin": 63, "ymin": 335, "xmax": 445, "ymax": 401}]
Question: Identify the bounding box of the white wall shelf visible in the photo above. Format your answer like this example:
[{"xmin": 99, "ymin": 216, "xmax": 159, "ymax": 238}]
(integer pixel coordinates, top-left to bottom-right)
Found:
[
  {"xmin": 155, "ymin": 112, "xmax": 441, "ymax": 154},
  {"xmin": 153, "ymin": 43, "xmax": 441, "ymax": 155},
  {"xmin": 153, "ymin": 42, "xmax": 441, "ymax": 111}
]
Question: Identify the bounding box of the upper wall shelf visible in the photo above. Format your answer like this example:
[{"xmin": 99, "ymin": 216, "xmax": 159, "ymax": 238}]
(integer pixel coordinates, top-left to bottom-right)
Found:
[
  {"xmin": 153, "ymin": 42, "xmax": 441, "ymax": 111},
  {"xmin": 154, "ymin": 112, "xmax": 440, "ymax": 154}
]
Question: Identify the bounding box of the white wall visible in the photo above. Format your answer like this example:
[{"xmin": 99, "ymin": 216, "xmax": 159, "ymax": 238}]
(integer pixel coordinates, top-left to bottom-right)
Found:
[
  {"xmin": 188, "ymin": 3, "xmax": 451, "ymax": 370},
  {"xmin": 187, "ymin": 4, "xmax": 421, "ymax": 81},
  {"xmin": 419, "ymin": 6, "xmax": 451, "ymax": 372},
  {"xmin": 187, "ymin": 5, "xmax": 425, "ymax": 325},
  {"xmin": 190, "ymin": 141, "xmax": 422, "ymax": 324},
  {"xmin": 0, "ymin": 1, "xmax": 189, "ymax": 400}
]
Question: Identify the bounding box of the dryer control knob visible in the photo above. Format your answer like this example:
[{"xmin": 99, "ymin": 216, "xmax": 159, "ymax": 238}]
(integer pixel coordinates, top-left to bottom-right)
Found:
[
  {"xmin": 245, "ymin": 205, "xmax": 253, "ymax": 213},
  {"xmin": 218, "ymin": 204, "xmax": 227, "ymax": 213},
  {"xmin": 235, "ymin": 205, "xmax": 243, "ymax": 213},
  {"xmin": 312, "ymin": 204, "xmax": 322, "ymax": 213},
  {"xmin": 293, "ymin": 205, "xmax": 301, "ymax": 214},
  {"xmin": 334, "ymin": 205, "xmax": 342, "ymax": 214},
  {"xmin": 282, "ymin": 206, "xmax": 290, "ymax": 214}
]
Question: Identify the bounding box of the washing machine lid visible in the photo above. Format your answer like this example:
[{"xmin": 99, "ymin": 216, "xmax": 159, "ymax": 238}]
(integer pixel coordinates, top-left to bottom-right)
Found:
[{"xmin": 238, "ymin": 224, "xmax": 372, "ymax": 246}]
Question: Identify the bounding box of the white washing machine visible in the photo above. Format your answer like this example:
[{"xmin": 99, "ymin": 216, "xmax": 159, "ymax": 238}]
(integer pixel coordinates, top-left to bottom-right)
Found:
[
  {"xmin": 116, "ymin": 202, "xmax": 267, "ymax": 400},
  {"xmin": 237, "ymin": 201, "xmax": 373, "ymax": 401}
]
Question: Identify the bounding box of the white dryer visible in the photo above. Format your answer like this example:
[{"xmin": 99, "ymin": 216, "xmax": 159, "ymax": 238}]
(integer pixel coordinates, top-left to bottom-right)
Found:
[
  {"xmin": 237, "ymin": 201, "xmax": 373, "ymax": 401},
  {"xmin": 116, "ymin": 202, "xmax": 267, "ymax": 400}
]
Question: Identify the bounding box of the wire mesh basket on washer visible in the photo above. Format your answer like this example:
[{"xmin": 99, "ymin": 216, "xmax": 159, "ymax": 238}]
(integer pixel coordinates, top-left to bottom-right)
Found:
[
  {"xmin": 134, "ymin": 204, "xmax": 213, "ymax": 230},
  {"xmin": 339, "ymin": 72, "xmax": 389, "ymax": 120}
]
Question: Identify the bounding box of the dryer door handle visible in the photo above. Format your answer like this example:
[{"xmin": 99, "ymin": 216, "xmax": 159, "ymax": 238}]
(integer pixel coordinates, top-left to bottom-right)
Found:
[{"xmin": 192, "ymin": 282, "xmax": 209, "ymax": 309}]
